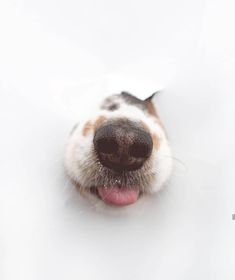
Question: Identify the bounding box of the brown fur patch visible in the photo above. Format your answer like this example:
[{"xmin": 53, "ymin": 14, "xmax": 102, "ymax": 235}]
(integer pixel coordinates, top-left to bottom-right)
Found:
[
  {"xmin": 94, "ymin": 116, "xmax": 107, "ymax": 129},
  {"xmin": 145, "ymin": 100, "xmax": 165, "ymax": 130},
  {"xmin": 140, "ymin": 121, "xmax": 160, "ymax": 150},
  {"xmin": 152, "ymin": 133, "xmax": 160, "ymax": 150},
  {"xmin": 145, "ymin": 100, "xmax": 159, "ymax": 118},
  {"xmin": 82, "ymin": 121, "xmax": 93, "ymax": 136}
]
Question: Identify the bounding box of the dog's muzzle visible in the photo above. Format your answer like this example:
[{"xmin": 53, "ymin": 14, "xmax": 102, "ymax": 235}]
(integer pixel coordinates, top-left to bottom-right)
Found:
[{"xmin": 92, "ymin": 120, "xmax": 153, "ymax": 206}]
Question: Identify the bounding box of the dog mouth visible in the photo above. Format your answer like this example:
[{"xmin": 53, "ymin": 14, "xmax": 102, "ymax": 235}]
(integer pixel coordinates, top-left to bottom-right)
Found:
[
  {"xmin": 77, "ymin": 152, "xmax": 152, "ymax": 207},
  {"xmin": 90, "ymin": 185, "xmax": 140, "ymax": 206}
]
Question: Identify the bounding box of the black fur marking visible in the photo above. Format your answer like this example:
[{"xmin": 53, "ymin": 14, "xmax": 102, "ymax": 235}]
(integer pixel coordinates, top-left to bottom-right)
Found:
[
  {"xmin": 101, "ymin": 91, "xmax": 158, "ymax": 113},
  {"xmin": 121, "ymin": 91, "xmax": 146, "ymax": 108},
  {"xmin": 101, "ymin": 97, "xmax": 120, "ymax": 111},
  {"xmin": 106, "ymin": 103, "xmax": 119, "ymax": 111},
  {"xmin": 144, "ymin": 91, "xmax": 160, "ymax": 102}
]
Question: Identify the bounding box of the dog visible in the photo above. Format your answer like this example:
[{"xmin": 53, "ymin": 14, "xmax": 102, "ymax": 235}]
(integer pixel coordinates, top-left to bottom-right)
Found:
[{"xmin": 65, "ymin": 91, "xmax": 172, "ymax": 207}]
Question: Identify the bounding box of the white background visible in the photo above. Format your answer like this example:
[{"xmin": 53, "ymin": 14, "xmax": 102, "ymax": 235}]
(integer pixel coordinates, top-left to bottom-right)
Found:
[{"xmin": 0, "ymin": 0, "xmax": 235, "ymax": 279}]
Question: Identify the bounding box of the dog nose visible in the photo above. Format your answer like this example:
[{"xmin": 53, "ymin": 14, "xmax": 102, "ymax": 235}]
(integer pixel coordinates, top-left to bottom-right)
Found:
[{"xmin": 93, "ymin": 122, "xmax": 153, "ymax": 171}]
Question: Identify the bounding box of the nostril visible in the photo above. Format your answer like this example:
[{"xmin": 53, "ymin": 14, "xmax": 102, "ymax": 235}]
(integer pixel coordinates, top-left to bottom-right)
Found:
[
  {"xmin": 96, "ymin": 138, "xmax": 119, "ymax": 154},
  {"xmin": 129, "ymin": 142, "xmax": 152, "ymax": 158}
]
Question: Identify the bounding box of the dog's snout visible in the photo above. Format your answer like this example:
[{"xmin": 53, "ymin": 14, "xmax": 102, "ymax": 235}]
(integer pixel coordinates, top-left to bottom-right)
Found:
[{"xmin": 93, "ymin": 122, "xmax": 153, "ymax": 171}]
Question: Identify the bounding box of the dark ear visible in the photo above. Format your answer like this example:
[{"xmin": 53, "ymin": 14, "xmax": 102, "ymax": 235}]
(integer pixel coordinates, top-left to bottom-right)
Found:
[{"xmin": 144, "ymin": 91, "xmax": 160, "ymax": 102}]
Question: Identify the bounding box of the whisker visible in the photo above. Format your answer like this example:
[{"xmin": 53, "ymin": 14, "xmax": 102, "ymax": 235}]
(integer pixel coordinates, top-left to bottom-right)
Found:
[{"xmin": 158, "ymin": 155, "xmax": 187, "ymax": 170}]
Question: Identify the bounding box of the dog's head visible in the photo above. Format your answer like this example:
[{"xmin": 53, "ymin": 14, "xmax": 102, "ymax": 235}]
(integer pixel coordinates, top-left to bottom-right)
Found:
[{"xmin": 65, "ymin": 92, "xmax": 172, "ymax": 207}]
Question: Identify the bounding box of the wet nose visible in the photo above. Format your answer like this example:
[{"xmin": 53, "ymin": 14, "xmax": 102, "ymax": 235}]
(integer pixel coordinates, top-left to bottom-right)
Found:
[{"xmin": 93, "ymin": 122, "xmax": 153, "ymax": 172}]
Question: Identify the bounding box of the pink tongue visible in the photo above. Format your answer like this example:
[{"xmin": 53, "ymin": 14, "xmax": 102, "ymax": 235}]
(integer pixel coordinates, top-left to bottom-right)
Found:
[{"xmin": 97, "ymin": 186, "xmax": 139, "ymax": 206}]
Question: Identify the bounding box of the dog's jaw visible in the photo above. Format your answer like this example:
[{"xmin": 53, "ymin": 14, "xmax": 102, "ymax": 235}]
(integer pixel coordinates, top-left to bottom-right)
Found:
[{"xmin": 65, "ymin": 92, "xmax": 172, "ymax": 207}]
